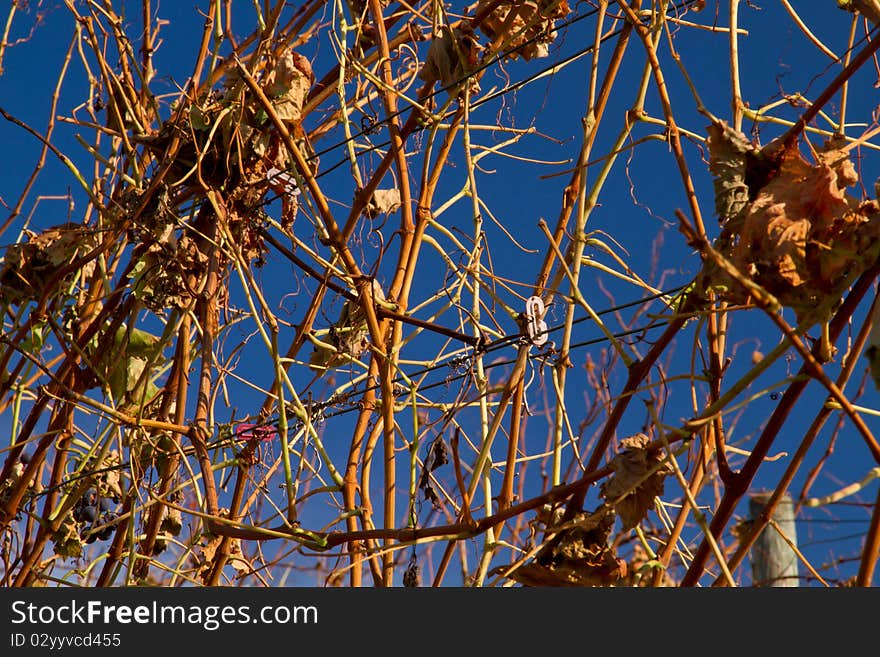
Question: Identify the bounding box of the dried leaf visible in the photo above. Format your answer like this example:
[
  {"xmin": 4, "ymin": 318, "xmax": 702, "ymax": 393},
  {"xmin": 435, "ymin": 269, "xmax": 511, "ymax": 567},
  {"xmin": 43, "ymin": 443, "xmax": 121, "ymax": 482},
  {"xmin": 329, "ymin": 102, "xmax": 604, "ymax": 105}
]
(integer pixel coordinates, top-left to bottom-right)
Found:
[
  {"xmin": 509, "ymin": 505, "xmax": 624, "ymax": 586},
  {"xmin": 194, "ymin": 534, "xmax": 223, "ymax": 583},
  {"xmin": 309, "ymin": 280, "xmax": 386, "ymax": 371},
  {"xmin": 619, "ymin": 543, "xmax": 676, "ymax": 587},
  {"xmin": 264, "ymin": 50, "xmax": 313, "ymax": 124},
  {"xmin": 599, "ymin": 433, "xmax": 671, "ymax": 531},
  {"xmin": 273, "ymin": 98, "xmax": 302, "ymax": 122},
  {"xmin": 194, "ymin": 529, "xmax": 250, "ymax": 580},
  {"xmin": 704, "ymin": 131, "xmax": 880, "ymax": 325},
  {"xmin": 839, "ymin": 0, "xmax": 880, "ymax": 25},
  {"xmin": 52, "ymin": 514, "xmax": 83, "ymax": 559},
  {"xmin": 251, "ymin": 131, "xmax": 272, "ymax": 158},
  {"xmin": 0, "ymin": 223, "xmax": 98, "ymax": 303},
  {"xmin": 98, "ymin": 450, "xmax": 124, "ymax": 502},
  {"xmin": 130, "ymin": 232, "xmax": 209, "ymax": 311},
  {"xmin": 0, "ymin": 461, "xmax": 25, "ymax": 498},
  {"xmin": 192, "ymin": 510, "xmax": 236, "ymax": 582},
  {"xmin": 417, "ymin": 437, "xmax": 448, "ymax": 508},
  {"xmin": 419, "ymin": 25, "xmax": 482, "ymax": 94},
  {"xmin": 360, "ymin": 188, "xmax": 402, "ymax": 218},
  {"xmin": 424, "ymin": 437, "xmax": 449, "ymax": 473},
  {"xmin": 474, "ymin": 0, "xmax": 570, "ymax": 62},
  {"xmin": 227, "ymin": 539, "xmax": 252, "ymax": 576},
  {"xmin": 422, "ymin": 483, "xmax": 442, "ymax": 509},
  {"xmin": 403, "ymin": 556, "xmax": 420, "ymax": 587},
  {"xmin": 160, "ymin": 506, "xmax": 183, "ymax": 537},
  {"xmin": 707, "ymin": 120, "xmax": 755, "ymax": 223}
]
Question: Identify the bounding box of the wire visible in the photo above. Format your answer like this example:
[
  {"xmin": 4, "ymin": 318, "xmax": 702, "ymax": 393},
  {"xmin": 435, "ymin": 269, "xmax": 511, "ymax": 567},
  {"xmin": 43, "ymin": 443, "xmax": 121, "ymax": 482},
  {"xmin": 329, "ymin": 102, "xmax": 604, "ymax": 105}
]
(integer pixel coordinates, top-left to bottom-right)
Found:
[
  {"xmin": 266, "ymin": 288, "xmax": 682, "ymax": 430},
  {"xmin": 307, "ymin": 6, "xmax": 603, "ymax": 163},
  {"xmin": 250, "ymin": 0, "xmax": 703, "ymax": 212}
]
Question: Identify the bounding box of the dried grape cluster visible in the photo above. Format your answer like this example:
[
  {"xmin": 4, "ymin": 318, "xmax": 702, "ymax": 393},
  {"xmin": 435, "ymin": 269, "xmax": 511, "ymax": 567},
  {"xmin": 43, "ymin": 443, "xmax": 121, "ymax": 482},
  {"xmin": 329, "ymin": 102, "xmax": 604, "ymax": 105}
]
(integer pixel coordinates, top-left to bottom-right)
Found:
[{"xmin": 72, "ymin": 489, "xmax": 119, "ymax": 544}]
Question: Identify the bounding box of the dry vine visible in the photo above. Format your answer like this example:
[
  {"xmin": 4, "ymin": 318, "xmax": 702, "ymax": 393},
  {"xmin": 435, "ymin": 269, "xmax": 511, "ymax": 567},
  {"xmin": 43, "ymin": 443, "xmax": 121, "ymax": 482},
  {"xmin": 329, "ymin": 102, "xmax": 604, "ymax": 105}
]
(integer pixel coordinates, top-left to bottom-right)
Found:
[{"xmin": 2, "ymin": 0, "xmax": 880, "ymax": 587}]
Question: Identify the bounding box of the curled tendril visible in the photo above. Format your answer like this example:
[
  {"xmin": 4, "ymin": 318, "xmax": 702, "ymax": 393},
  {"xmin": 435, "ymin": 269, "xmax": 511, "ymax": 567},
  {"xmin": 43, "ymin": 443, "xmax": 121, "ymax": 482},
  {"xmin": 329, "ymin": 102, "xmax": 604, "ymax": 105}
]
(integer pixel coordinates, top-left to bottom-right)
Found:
[
  {"xmin": 360, "ymin": 114, "xmax": 381, "ymax": 135},
  {"xmin": 448, "ymin": 354, "xmax": 472, "ymax": 375}
]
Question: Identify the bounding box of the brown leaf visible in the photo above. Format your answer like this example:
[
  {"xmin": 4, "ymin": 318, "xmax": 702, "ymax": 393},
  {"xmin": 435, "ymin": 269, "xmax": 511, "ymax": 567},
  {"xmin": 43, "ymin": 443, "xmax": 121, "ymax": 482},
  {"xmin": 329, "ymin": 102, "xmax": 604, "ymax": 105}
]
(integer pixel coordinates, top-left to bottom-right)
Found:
[
  {"xmin": 706, "ymin": 120, "xmax": 755, "ymax": 223},
  {"xmin": 0, "ymin": 223, "xmax": 98, "ymax": 303},
  {"xmin": 509, "ymin": 505, "xmax": 623, "ymax": 586},
  {"xmin": 403, "ymin": 556, "xmax": 420, "ymax": 587},
  {"xmin": 52, "ymin": 513, "xmax": 83, "ymax": 559},
  {"xmin": 618, "ymin": 543, "xmax": 676, "ymax": 587},
  {"xmin": 419, "ymin": 25, "xmax": 482, "ymax": 94},
  {"xmin": 421, "ymin": 483, "xmax": 442, "ymax": 509},
  {"xmin": 194, "ymin": 535, "xmax": 223, "ymax": 583},
  {"xmin": 227, "ymin": 539, "xmax": 252, "ymax": 576},
  {"xmin": 599, "ymin": 433, "xmax": 671, "ymax": 531},
  {"xmin": 475, "ymin": 1, "xmax": 570, "ymax": 61},
  {"xmin": 705, "ymin": 133, "xmax": 880, "ymax": 325},
  {"xmin": 360, "ymin": 188, "xmax": 402, "ymax": 218},
  {"xmin": 0, "ymin": 461, "xmax": 25, "ymax": 497},
  {"xmin": 310, "ymin": 280, "xmax": 385, "ymax": 371},
  {"xmin": 263, "ymin": 50, "xmax": 313, "ymax": 124},
  {"xmin": 422, "ymin": 437, "xmax": 448, "ymax": 475},
  {"xmin": 160, "ymin": 506, "xmax": 183, "ymax": 537},
  {"xmin": 99, "ymin": 450, "xmax": 124, "ymax": 501},
  {"xmin": 193, "ymin": 511, "xmax": 246, "ymax": 582},
  {"xmin": 417, "ymin": 437, "xmax": 448, "ymax": 509}
]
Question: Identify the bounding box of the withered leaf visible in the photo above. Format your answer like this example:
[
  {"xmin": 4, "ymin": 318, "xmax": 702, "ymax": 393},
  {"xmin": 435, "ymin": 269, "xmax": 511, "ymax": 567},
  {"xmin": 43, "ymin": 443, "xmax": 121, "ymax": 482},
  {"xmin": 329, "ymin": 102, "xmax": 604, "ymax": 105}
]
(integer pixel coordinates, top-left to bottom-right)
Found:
[
  {"xmin": 0, "ymin": 461, "xmax": 25, "ymax": 498},
  {"xmin": 160, "ymin": 506, "xmax": 183, "ymax": 537},
  {"xmin": 309, "ymin": 280, "xmax": 386, "ymax": 371},
  {"xmin": 619, "ymin": 543, "xmax": 676, "ymax": 587},
  {"xmin": 419, "ymin": 25, "xmax": 482, "ymax": 94},
  {"xmin": 76, "ymin": 450, "xmax": 124, "ymax": 504},
  {"xmin": 475, "ymin": 0, "xmax": 570, "ymax": 62},
  {"xmin": 417, "ymin": 437, "xmax": 448, "ymax": 509},
  {"xmin": 192, "ymin": 509, "xmax": 242, "ymax": 582},
  {"xmin": 227, "ymin": 539, "xmax": 252, "ymax": 577},
  {"xmin": 403, "ymin": 558, "xmax": 420, "ymax": 587},
  {"xmin": 194, "ymin": 534, "xmax": 223, "ymax": 583},
  {"xmin": 52, "ymin": 513, "xmax": 83, "ymax": 559},
  {"xmin": 599, "ymin": 433, "xmax": 671, "ymax": 531},
  {"xmin": 703, "ymin": 131, "xmax": 880, "ymax": 326},
  {"xmin": 360, "ymin": 188, "xmax": 402, "ymax": 218},
  {"xmin": 0, "ymin": 223, "xmax": 98, "ymax": 303},
  {"xmin": 264, "ymin": 50, "xmax": 313, "ymax": 124},
  {"xmin": 423, "ymin": 437, "xmax": 449, "ymax": 474},
  {"xmin": 706, "ymin": 120, "xmax": 755, "ymax": 224},
  {"xmin": 509, "ymin": 505, "xmax": 623, "ymax": 586},
  {"xmin": 421, "ymin": 483, "xmax": 442, "ymax": 509},
  {"xmin": 130, "ymin": 232, "xmax": 209, "ymax": 312}
]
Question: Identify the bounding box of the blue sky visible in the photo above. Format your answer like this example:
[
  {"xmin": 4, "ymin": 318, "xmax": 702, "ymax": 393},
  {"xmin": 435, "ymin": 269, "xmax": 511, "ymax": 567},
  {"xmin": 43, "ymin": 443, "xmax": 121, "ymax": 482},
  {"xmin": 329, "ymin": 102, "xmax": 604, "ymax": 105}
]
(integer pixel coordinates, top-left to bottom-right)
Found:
[{"xmin": 2, "ymin": 1, "xmax": 880, "ymax": 586}]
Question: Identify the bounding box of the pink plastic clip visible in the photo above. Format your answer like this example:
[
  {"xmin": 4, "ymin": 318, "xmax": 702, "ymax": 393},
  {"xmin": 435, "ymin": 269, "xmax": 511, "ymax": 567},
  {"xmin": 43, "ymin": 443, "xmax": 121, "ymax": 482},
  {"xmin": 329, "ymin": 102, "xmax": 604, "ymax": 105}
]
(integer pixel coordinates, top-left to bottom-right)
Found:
[{"xmin": 234, "ymin": 423, "xmax": 278, "ymax": 442}]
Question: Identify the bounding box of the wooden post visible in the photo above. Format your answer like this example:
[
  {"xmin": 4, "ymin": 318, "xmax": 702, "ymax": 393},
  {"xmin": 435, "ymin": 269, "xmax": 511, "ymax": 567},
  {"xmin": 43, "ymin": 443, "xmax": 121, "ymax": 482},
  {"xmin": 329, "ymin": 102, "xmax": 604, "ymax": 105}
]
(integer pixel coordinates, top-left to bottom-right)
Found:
[{"xmin": 749, "ymin": 492, "xmax": 799, "ymax": 587}]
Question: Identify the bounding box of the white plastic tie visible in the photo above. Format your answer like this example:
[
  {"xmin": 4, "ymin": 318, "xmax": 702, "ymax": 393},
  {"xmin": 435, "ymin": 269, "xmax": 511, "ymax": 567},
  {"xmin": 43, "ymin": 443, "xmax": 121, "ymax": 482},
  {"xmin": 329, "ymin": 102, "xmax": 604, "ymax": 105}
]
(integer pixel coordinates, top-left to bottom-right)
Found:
[
  {"xmin": 525, "ymin": 296, "xmax": 548, "ymax": 347},
  {"xmin": 267, "ymin": 166, "xmax": 301, "ymax": 197}
]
